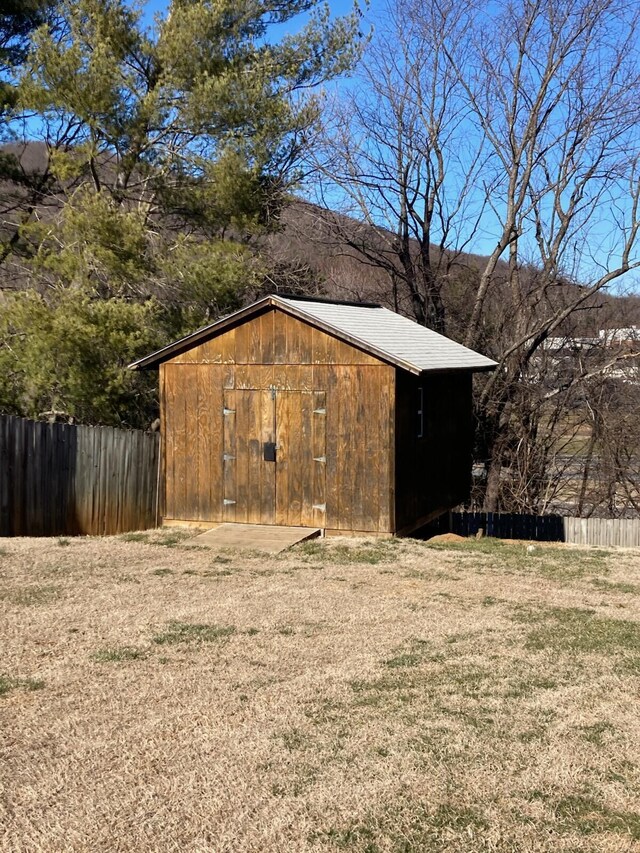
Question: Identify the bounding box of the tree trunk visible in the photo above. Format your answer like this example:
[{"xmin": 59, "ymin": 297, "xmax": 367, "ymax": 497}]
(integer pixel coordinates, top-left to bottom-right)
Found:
[{"xmin": 483, "ymin": 451, "xmax": 503, "ymax": 513}]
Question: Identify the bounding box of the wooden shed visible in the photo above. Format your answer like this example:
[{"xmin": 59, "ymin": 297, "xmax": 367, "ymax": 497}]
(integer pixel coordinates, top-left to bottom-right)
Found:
[{"xmin": 131, "ymin": 295, "xmax": 496, "ymax": 536}]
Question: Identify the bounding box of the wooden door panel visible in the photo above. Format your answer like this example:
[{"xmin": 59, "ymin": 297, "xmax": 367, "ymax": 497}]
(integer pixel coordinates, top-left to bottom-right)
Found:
[
  {"xmin": 311, "ymin": 391, "xmax": 327, "ymax": 528},
  {"xmin": 274, "ymin": 390, "xmax": 292, "ymax": 526},
  {"xmin": 223, "ymin": 390, "xmax": 275, "ymax": 523},
  {"xmin": 259, "ymin": 390, "xmax": 276, "ymax": 524},
  {"xmin": 300, "ymin": 391, "xmax": 314, "ymax": 525},
  {"xmin": 224, "ymin": 388, "xmax": 326, "ymax": 528},
  {"xmin": 276, "ymin": 391, "xmax": 326, "ymax": 528},
  {"xmin": 222, "ymin": 391, "xmax": 237, "ymax": 522},
  {"xmin": 235, "ymin": 390, "xmax": 250, "ymax": 521}
]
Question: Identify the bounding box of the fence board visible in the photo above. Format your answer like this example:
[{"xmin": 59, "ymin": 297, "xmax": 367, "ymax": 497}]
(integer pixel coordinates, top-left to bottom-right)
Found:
[
  {"xmin": 450, "ymin": 512, "xmax": 565, "ymax": 542},
  {"xmin": 562, "ymin": 516, "xmax": 640, "ymax": 548},
  {"xmin": 448, "ymin": 512, "xmax": 640, "ymax": 548},
  {"xmin": 0, "ymin": 415, "xmax": 160, "ymax": 536}
]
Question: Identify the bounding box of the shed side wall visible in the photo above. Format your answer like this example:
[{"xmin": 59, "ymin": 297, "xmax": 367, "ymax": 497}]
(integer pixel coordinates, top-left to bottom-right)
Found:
[
  {"xmin": 162, "ymin": 310, "xmax": 395, "ymax": 533},
  {"xmin": 395, "ymin": 371, "xmax": 473, "ymax": 532}
]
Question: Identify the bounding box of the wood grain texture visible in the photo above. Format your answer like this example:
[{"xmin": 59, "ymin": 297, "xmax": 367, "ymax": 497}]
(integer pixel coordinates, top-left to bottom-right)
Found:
[
  {"xmin": 317, "ymin": 366, "xmax": 339, "ymax": 531},
  {"xmin": 361, "ymin": 366, "xmax": 379, "ymax": 532},
  {"xmin": 163, "ymin": 364, "xmax": 176, "ymax": 520},
  {"xmin": 224, "ymin": 390, "xmax": 276, "ymax": 524},
  {"xmin": 284, "ymin": 312, "xmax": 303, "ymax": 364},
  {"xmin": 299, "ymin": 391, "xmax": 314, "ymax": 525},
  {"xmin": 183, "ymin": 365, "xmax": 199, "ymax": 522},
  {"xmin": 161, "ymin": 307, "xmax": 398, "ymax": 533},
  {"xmin": 187, "ymin": 523, "xmax": 320, "ymax": 553},
  {"xmin": 222, "ymin": 389, "xmax": 237, "ymax": 522},
  {"xmin": 379, "ymin": 367, "xmax": 395, "ymax": 533},
  {"xmin": 0, "ymin": 415, "xmax": 159, "ymax": 536},
  {"xmin": 208, "ymin": 372, "xmax": 223, "ymax": 516},
  {"xmin": 275, "ymin": 390, "xmax": 296, "ymax": 525},
  {"xmin": 166, "ymin": 308, "xmax": 381, "ymax": 366},
  {"xmin": 235, "ymin": 390, "xmax": 250, "ymax": 522},
  {"xmin": 258, "ymin": 311, "xmax": 274, "ymax": 363},
  {"xmin": 273, "ymin": 309, "xmax": 287, "ymax": 365},
  {"xmin": 234, "ymin": 319, "xmax": 251, "ymax": 366},
  {"xmin": 311, "ymin": 325, "xmax": 328, "ymax": 364},
  {"xmin": 245, "ymin": 391, "xmax": 262, "ymax": 523},
  {"xmin": 337, "ymin": 365, "xmax": 356, "ymax": 532},
  {"xmin": 196, "ymin": 366, "xmax": 212, "ymax": 520},
  {"xmin": 220, "ymin": 327, "xmax": 236, "ymax": 364},
  {"xmin": 260, "ymin": 389, "xmax": 276, "ymax": 525},
  {"xmin": 311, "ymin": 391, "xmax": 327, "ymax": 528}
]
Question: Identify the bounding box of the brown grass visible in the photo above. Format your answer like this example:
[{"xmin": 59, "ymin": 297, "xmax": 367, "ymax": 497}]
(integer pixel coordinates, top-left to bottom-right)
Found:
[{"xmin": 1, "ymin": 532, "xmax": 640, "ymax": 852}]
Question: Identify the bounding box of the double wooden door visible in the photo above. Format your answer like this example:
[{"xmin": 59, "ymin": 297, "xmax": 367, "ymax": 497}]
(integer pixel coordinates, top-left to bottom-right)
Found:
[{"xmin": 222, "ymin": 389, "xmax": 326, "ymax": 527}]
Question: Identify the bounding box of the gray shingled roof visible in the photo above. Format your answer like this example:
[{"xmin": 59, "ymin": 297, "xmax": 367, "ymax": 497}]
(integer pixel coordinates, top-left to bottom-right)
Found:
[
  {"xmin": 129, "ymin": 295, "xmax": 497, "ymax": 374},
  {"xmin": 276, "ymin": 296, "xmax": 497, "ymax": 373}
]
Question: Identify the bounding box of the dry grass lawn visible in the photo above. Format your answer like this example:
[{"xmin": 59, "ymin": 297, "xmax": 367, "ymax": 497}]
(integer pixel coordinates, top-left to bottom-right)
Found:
[{"xmin": 1, "ymin": 531, "xmax": 640, "ymax": 852}]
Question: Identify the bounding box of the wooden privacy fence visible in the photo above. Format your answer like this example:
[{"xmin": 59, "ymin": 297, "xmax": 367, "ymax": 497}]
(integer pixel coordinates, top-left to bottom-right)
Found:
[
  {"xmin": 0, "ymin": 415, "xmax": 160, "ymax": 536},
  {"xmin": 562, "ymin": 517, "xmax": 640, "ymax": 548},
  {"xmin": 451, "ymin": 512, "xmax": 565, "ymax": 542},
  {"xmin": 448, "ymin": 512, "xmax": 640, "ymax": 548}
]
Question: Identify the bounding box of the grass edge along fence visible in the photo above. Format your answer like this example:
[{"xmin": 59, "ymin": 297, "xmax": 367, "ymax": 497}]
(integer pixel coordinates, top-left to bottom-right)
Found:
[
  {"xmin": 447, "ymin": 511, "xmax": 640, "ymax": 549},
  {"xmin": 0, "ymin": 415, "xmax": 160, "ymax": 536},
  {"xmin": 2, "ymin": 413, "xmax": 639, "ymax": 547}
]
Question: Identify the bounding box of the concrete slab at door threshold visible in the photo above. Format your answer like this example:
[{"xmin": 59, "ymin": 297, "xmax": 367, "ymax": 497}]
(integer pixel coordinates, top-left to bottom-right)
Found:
[{"xmin": 184, "ymin": 523, "xmax": 321, "ymax": 554}]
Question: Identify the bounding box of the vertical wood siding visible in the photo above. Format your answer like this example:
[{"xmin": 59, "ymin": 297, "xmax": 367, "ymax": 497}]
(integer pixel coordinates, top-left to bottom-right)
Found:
[
  {"xmin": 563, "ymin": 517, "xmax": 640, "ymax": 548},
  {"xmin": 395, "ymin": 371, "xmax": 473, "ymax": 533},
  {"xmin": 162, "ymin": 308, "xmax": 395, "ymax": 533},
  {"xmin": 0, "ymin": 415, "xmax": 159, "ymax": 536}
]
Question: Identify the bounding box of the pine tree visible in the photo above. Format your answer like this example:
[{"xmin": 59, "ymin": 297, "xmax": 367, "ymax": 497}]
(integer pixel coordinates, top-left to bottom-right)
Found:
[{"xmin": 0, "ymin": 1, "xmax": 362, "ymax": 424}]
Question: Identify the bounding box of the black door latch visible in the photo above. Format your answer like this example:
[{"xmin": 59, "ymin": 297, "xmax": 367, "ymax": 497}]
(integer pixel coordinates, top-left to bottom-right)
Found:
[{"xmin": 263, "ymin": 441, "xmax": 277, "ymax": 462}]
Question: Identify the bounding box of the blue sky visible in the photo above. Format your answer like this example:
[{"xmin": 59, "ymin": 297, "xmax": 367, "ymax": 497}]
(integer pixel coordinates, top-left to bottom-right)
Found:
[
  {"xmin": 133, "ymin": 1, "xmax": 639, "ymax": 293},
  {"xmin": 141, "ymin": 1, "xmax": 380, "ymax": 29}
]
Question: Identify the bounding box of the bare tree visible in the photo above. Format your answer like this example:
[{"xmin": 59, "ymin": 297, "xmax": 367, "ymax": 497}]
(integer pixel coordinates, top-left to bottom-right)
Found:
[
  {"xmin": 311, "ymin": 0, "xmax": 488, "ymax": 333},
  {"xmin": 314, "ymin": 0, "xmax": 640, "ymax": 513}
]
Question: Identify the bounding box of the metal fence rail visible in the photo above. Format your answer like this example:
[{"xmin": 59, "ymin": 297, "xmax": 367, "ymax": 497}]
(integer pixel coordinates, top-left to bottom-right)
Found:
[{"xmin": 0, "ymin": 415, "xmax": 160, "ymax": 536}]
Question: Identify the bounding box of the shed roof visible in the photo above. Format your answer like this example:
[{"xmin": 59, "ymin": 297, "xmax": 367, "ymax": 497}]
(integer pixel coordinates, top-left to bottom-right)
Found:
[{"xmin": 129, "ymin": 294, "xmax": 498, "ymax": 375}]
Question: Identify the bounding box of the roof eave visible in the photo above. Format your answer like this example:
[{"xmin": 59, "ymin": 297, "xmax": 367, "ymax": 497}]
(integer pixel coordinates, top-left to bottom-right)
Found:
[
  {"xmin": 419, "ymin": 363, "xmax": 498, "ymax": 375},
  {"xmin": 128, "ymin": 294, "xmax": 499, "ymax": 375},
  {"xmin": 269, "ymin": 296, "xmax": 421, "ymax": 374},
  {"xmin": 128, "ymin": 294, "xmax": 419, "ymax": 373},
  {"xmin": 128, "ymin": 296, "xmax": 276, "ymax": 370}
]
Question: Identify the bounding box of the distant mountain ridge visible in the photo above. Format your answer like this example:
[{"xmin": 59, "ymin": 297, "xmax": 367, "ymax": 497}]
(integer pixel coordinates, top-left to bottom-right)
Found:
[{"xmin": 2, "ymin": 141, "xmax": 640, "ymax": 341}]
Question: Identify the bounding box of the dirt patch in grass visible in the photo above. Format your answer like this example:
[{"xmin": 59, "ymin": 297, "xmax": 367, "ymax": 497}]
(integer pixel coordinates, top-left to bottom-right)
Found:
[
  {"xmin": 426, "ymin": 532, "xmax": 467, "ymax": 544},
  {"xmin": 0, "ymin": 532, "xmax": 639, "ymax": 851}
]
